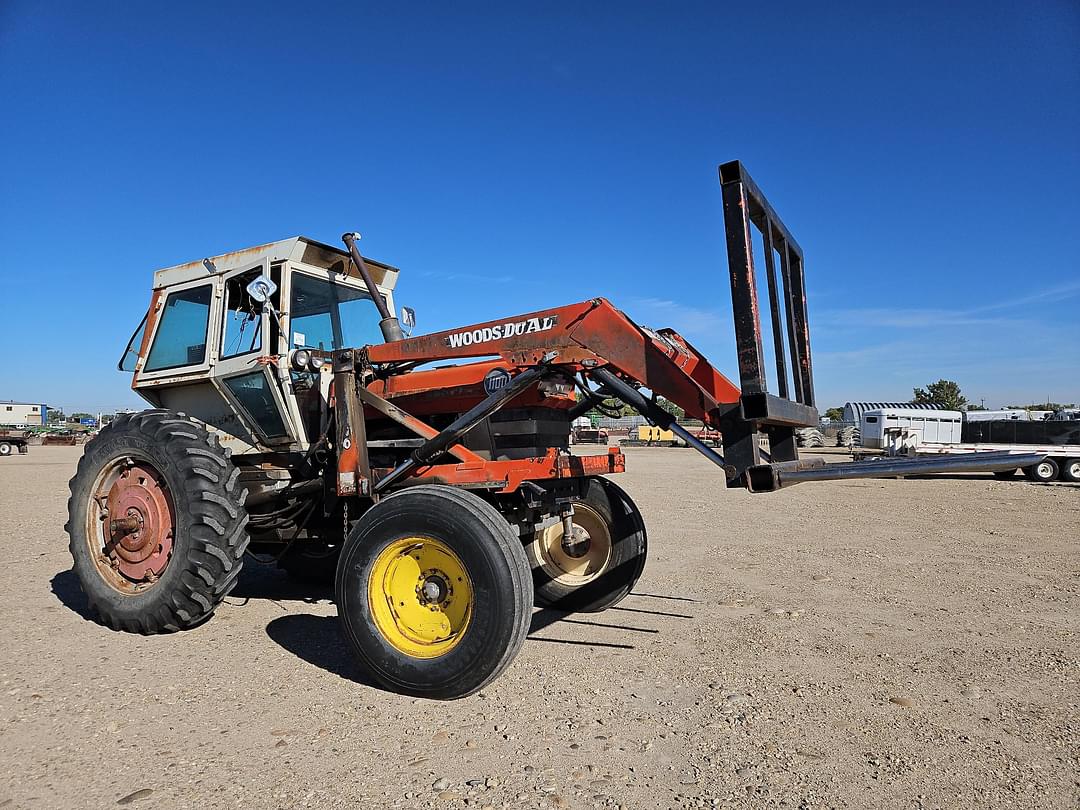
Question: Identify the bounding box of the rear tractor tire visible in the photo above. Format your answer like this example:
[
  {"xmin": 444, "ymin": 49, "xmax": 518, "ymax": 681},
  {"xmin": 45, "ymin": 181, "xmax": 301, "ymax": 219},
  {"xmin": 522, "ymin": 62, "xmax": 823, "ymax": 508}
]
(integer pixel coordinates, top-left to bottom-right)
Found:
[
  {"xmin": 527, "ymin": 477, "xmax": 647, "ymax": 613},
  {"xmin": 66, "ymin": 410, "xmax": 250, "ymax": 633},
  {"xmin": 1023, "ymin": 458, "xmax": 1059, "ymax": 483},
  {"xmin": 335, "ymin": 485, "xmax": 533, "ymax": 700}
]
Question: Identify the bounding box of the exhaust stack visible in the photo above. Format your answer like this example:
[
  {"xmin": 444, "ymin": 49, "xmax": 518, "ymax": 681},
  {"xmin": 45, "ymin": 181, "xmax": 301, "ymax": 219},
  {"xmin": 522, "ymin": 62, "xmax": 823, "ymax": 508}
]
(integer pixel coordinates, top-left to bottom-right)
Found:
[{"xmin": 342, "ymin": 232, "xmax": 403, "ymax": 343}]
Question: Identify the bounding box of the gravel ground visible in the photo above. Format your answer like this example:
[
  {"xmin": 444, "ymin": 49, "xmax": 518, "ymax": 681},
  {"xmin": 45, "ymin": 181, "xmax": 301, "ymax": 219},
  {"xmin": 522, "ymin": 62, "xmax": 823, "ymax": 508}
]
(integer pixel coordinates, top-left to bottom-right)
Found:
[{"xmin": 0, "ymin": 446, "xmax": 1077, "ymax": 810}]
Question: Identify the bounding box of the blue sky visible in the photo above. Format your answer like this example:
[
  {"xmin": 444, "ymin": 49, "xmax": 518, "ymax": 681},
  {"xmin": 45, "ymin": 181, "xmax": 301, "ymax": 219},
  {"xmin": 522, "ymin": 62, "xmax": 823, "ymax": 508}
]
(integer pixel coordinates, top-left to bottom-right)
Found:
[{"xmin": 1, "ymin": 1, "xmax": 1078, "ymax": 414}]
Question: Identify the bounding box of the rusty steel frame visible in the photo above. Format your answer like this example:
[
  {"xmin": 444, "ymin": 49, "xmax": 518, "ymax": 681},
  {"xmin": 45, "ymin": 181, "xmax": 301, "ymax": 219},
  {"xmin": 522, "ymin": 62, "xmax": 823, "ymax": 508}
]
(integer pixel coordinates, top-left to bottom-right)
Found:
[{"xmin": 719, "ymin": 160, "xmax": 819, "ymax": 483}]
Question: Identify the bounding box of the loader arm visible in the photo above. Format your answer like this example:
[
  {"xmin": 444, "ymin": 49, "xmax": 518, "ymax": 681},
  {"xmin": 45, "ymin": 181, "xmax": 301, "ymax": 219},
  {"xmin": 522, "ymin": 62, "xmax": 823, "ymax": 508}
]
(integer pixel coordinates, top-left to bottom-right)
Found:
[
  {"xmin": 346, "ymin": 160, "xmax": 1042, "ymax": 494},
  {"xmin": 366, "ymin": 297, "xmax": 741, "ymax": 424}
]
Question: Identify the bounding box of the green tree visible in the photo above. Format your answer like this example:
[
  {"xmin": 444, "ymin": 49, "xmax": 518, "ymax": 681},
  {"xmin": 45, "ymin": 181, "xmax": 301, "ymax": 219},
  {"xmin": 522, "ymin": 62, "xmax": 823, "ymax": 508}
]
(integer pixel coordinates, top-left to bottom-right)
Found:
[
  {"xmin": 655, "ymin": 397, "xmax": 684, "ymax": 421},
  {"xmin": 912, "ymin": 379, "xmax": 967, "ymax": 410},
  {"xmin": 823, "ymin": 406, "xmax": 844, "ymax": 421},
  {"xmin": 585, "ymin": 397, "xmax": 635, "ymax": 420}
]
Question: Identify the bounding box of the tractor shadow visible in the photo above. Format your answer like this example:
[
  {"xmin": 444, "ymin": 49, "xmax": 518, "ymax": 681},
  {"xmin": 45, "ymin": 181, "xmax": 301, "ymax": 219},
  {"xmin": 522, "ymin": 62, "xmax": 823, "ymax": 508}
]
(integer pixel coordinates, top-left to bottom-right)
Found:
[
  {"xmin": 48, "ymin": 562, "xmax": 332, "ymax": 628},
  {"xmin": 526, "ymin": 593, "xmax": 696, "ymax": 651},
  {"xmin": 263, "ymin": 613, "xmax": 376, "ymax": 685},
  {"xmin": 227, "ymin": 561, "xmax": 333, "ymax": 604},
  {"xmin": 49, "ymin": 568, "xmax": 94, "ymax": 621},
  {"xmin": 264, "ymin": 597, "xmax": 695, "ymax": 685}
]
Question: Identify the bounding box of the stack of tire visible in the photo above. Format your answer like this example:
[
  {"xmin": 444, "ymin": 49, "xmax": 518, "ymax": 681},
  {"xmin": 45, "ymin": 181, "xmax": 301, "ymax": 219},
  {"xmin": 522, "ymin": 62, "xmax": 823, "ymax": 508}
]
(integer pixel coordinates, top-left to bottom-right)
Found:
[
  {"xmin": 836, "ymin": 425, "xmax": 859, "ymax": 447},
  {"xmin": 795, "ymin": 428, "xmax": 826, "ymax": 448}
]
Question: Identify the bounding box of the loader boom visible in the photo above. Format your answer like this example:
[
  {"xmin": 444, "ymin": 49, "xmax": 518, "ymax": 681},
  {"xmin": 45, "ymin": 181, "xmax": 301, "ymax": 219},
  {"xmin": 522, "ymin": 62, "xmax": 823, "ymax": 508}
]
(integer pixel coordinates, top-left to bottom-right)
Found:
[{"xmin": 342, "ymin": 160, "xmax": 1041, "ymax": 494}]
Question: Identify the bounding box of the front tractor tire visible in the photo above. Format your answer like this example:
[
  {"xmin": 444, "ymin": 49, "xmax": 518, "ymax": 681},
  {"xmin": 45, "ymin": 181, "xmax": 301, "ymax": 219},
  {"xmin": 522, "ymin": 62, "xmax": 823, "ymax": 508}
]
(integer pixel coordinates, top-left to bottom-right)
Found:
[
  {"xmin": 66, "ymin": 410, "xmax": 249, "ymax": 633},
  {"xmin": 527, "ymin": 477, "xmax": 647, "ymax": 613},
  {"xmin": 335, "ymin": 485, "xmax": 532, "ymax": 700}
]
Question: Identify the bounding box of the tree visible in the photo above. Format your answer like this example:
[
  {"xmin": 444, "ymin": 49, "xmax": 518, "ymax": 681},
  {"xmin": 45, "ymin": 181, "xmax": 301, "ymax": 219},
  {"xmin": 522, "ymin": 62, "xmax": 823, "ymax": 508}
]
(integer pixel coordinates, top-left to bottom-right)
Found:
[
  {"xmin": 655, "ymin": 397, "xmax": 684, "ymax": 421},
  {"xmin": 912, "ymin": 379, "xmax": 967, "ymax": 410},
  {"xmin": 584, "ymin": 397, "xmax": 635, "ymax": 420},
  {"xmin": 823, "ymin": 407, "xmax": 844, "ymax": 421},
  {"xmin": 966, "ymin": 403, "xmax": 987, "ymax": 411}
]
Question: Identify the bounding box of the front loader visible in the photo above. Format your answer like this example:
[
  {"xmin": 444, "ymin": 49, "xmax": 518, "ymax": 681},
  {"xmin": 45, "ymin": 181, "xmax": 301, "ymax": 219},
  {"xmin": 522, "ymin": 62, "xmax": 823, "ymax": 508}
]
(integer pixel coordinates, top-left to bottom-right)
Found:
[{"xmin": 66, "ymin": 161, "xmax": 1037, "ymax": 699}]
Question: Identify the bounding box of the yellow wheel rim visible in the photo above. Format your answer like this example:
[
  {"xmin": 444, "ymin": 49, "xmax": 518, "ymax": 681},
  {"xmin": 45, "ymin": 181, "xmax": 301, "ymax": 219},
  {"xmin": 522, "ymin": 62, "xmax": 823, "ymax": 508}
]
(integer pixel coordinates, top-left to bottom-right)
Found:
[
  {"xmin": 531, "ymin": 503, "xmax": 612, "ymax": 586},
  {"xmin": 368, "ymin": 537, "xmax": 473, "ymax": 659}
]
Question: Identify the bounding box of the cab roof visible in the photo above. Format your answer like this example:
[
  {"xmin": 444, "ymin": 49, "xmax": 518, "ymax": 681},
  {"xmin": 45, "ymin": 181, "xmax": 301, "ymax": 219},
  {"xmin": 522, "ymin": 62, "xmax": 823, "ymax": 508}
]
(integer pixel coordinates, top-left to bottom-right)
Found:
[{"xmin": 151, "ymin": 236, "xmax": 400, "ymax": 291}]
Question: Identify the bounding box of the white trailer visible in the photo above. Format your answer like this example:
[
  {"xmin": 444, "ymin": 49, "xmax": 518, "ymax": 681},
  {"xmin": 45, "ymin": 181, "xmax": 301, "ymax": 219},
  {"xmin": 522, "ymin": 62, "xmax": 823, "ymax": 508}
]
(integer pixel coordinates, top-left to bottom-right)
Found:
[{"xmin": 859, "ymin": 408, "xmax": 963, "ymax": 449}]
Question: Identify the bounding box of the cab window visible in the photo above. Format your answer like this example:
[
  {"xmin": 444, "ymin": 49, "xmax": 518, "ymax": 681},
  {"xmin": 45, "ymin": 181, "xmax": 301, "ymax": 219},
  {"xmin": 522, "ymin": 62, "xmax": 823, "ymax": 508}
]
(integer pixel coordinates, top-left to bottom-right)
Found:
[
  {"xmin": 289, "ymin": 273, "xmax": 382, "ymax": 351},
  {"xmin": 222, "ymin": 272, "xmax": 263, "ymax": 358},
  {"xmin": 118, "ymin": 313, "xmax": 147, "ymax": 372},
  {"xmin": 145, "ymin": 285, "xmax": 212, "ymax": 372},
  {"xmin": 223, "ymin": 371, "xmax": 288, "ymax": 438}
]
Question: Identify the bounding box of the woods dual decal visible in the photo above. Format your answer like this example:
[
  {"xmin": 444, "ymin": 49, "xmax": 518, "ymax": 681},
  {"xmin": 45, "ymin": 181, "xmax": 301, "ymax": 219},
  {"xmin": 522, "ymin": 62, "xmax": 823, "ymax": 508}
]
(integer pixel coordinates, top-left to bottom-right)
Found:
[{"xmin": 444, "ymin": 315, "xmax": 559, "ymax": 348}]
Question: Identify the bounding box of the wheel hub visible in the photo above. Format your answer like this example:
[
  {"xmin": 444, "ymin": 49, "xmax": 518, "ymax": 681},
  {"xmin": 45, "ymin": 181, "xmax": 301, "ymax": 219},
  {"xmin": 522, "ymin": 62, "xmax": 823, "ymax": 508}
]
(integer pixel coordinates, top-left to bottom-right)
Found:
[
  {"xmin": 535, "ymin": 503, "xmax": 612, "ymax": 583},
  {"xmin": 368, "ymin": 538, "xmax": 473, "ymax": 659},
  {"xmin": 103, "ymin": 461, "xmax": 174, "ymax": 581},
  {"xmin": 561, "ymin": 525, "xmax": 592, "ymax": 558},
  {"xmin": 419, "ymin": 573, "xmax": 450, "ymax": 605}
]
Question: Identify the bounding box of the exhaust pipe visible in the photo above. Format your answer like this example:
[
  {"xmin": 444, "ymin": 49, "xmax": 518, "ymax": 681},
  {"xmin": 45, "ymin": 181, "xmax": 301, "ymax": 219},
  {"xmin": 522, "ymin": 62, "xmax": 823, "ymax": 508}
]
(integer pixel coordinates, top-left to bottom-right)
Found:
[
  {"xmin": 746, "ymin": 451, "xmax": 1045, "ymax": 493},
  {"xmin": 342, "ymin": 232, "xmax": 403, "ymax": 343}
]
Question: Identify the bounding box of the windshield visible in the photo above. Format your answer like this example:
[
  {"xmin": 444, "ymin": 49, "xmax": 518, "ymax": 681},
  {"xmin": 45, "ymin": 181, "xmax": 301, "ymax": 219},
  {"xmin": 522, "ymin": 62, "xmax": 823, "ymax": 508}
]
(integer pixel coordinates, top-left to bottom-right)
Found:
[{"xmin": 289, "ymin": 273, "xmax": 383, "ymax": 351}]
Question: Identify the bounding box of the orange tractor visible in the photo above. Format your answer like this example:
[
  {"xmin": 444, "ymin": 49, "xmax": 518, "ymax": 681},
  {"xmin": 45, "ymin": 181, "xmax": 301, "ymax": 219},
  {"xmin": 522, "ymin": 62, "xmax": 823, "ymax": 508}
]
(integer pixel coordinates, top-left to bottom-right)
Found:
[{"xmin": 66, "ymin": 162, "xmax": 1033, "ymax": 699}]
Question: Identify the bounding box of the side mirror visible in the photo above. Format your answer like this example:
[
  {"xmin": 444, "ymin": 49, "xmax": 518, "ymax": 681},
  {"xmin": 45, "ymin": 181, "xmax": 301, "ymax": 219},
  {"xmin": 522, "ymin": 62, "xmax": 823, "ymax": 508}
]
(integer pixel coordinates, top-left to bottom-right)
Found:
[
  {"xmin": 245, "ymin": 275, "xmax": 278, "ymax": 303},
  {"xmin": 401, "ymin": 306, "xmax": 416, "ymax": 329}
]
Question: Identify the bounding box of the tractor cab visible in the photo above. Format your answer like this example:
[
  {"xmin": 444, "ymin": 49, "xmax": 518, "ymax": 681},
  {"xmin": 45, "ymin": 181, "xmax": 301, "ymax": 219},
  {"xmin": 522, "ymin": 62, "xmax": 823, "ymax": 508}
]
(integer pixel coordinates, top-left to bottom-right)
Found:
[{"xmin": 119, "ymin": 237, "xmax": 401, "ymax": 455}]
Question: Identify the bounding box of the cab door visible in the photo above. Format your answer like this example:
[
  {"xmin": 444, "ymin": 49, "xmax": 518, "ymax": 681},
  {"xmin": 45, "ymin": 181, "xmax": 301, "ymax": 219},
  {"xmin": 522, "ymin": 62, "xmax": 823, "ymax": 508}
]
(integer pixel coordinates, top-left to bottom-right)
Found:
[{"xmin": 209, "ymin": 261, "xmax": 299, "ymax": 447}]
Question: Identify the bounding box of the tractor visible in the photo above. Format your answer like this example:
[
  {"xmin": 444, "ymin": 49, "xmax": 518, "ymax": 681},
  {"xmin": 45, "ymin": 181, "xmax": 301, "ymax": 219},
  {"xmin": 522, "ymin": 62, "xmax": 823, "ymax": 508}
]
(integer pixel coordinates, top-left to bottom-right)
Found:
[{"xmin": 66, "ymin": 162, "xmax": 1033, "ymax": 699}]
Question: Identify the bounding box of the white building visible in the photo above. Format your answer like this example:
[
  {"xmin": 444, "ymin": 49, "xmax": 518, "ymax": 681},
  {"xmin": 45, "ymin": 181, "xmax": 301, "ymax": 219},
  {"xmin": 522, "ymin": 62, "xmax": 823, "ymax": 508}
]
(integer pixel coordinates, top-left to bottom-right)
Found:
[{"xmin": 0, "ymin": 401, "xmax": 48, "ymax": 427}]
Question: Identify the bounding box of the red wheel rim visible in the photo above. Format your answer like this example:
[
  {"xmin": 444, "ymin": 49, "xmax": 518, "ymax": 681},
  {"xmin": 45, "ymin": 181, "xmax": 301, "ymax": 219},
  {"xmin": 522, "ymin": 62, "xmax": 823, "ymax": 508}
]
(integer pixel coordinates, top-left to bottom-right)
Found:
[{"xmin": 88, "ymin": 458, "xmax": 175, "ymax": 590}]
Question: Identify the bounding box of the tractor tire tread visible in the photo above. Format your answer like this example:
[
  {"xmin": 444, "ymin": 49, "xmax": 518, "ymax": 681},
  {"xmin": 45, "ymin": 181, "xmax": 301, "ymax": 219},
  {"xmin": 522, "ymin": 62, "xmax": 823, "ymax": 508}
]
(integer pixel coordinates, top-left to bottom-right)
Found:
[{"xmin": 66, "ymin": 409, "xmax": 249, "ymax": 634}]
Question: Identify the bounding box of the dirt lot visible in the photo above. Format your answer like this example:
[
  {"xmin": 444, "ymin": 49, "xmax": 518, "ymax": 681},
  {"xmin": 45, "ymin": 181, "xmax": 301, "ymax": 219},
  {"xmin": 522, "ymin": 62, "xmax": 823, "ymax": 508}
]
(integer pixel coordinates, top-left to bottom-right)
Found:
[{"xmin": 0, "ymin": 446, "xmax": 1076, "ymax": 809}]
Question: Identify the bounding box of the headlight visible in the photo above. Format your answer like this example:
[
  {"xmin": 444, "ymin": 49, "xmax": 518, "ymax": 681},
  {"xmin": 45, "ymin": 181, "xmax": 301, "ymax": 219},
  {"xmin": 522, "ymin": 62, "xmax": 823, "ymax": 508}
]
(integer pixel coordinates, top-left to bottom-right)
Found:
[
  {"xmin": 309, "ymin": 355, "xmax": 326, "ymax": 372},
  {"xmin": 292, "ymin": 349, "xmax": 311, "ymax": 371}
]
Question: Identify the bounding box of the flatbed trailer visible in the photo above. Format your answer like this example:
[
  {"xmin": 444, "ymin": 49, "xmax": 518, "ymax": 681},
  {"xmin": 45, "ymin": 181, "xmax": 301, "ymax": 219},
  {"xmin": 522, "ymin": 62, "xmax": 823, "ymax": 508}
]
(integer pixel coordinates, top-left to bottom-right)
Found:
[
  {"xmin": 853, "ymin": 439, "xmax": 1080, "ymax": 483},
  {"xmin": 0, "ymin": 430, "xmax": 30, "ymax": 456}
]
